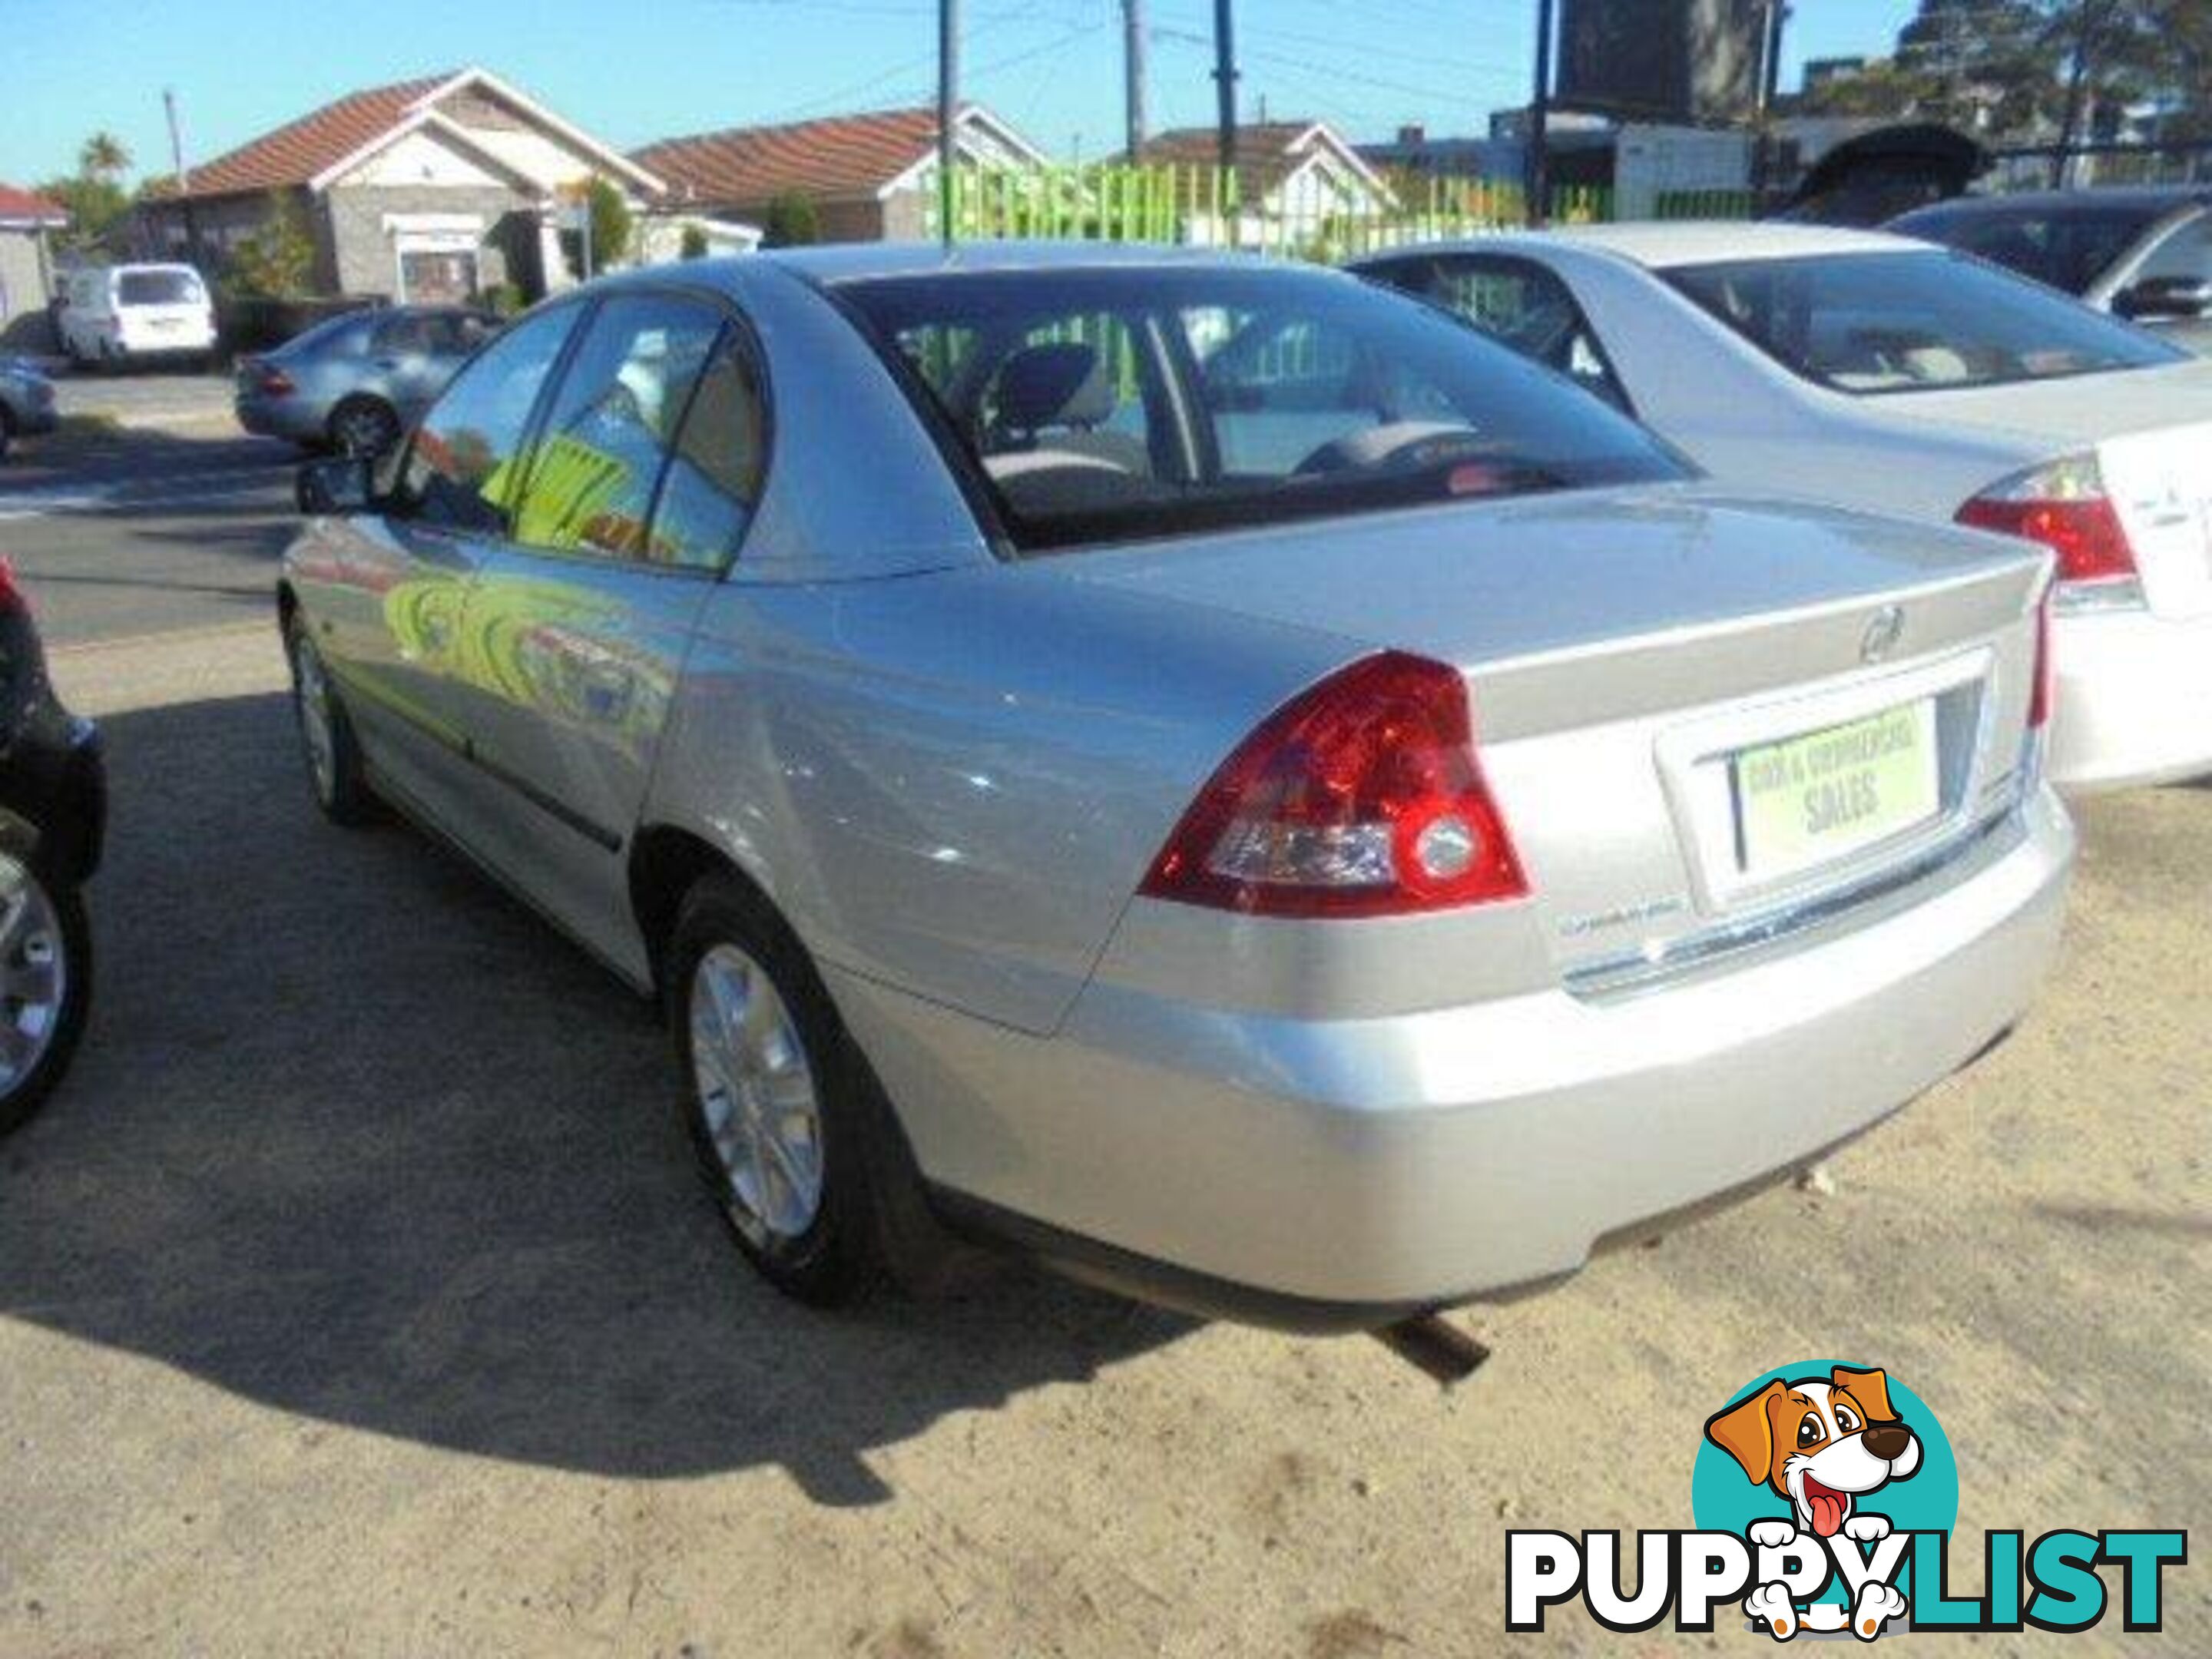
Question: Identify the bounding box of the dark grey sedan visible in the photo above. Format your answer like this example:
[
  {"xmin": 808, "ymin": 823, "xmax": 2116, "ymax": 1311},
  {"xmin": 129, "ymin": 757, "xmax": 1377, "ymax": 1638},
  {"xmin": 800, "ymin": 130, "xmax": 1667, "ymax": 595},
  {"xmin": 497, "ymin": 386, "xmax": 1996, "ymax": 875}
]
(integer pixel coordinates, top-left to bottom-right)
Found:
[
  {"xmin": 235, "ymin": 305, "xmax": 495, "ymax": 455},
  {"xmin": 1889, "ymin": 187, "xmax": 2212, "ymax": 354}
]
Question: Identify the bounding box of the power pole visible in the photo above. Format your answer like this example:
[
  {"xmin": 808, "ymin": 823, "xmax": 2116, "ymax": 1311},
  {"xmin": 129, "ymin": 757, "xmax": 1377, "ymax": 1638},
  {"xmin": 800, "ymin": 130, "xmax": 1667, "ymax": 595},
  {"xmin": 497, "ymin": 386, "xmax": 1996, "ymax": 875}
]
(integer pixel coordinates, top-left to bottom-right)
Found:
[
  {"xmin": 939, "ymin": 0, "xmax": 962, "ymax": 245},
  {"xmin": 164, "ymin": 87, "xmax": 204, "ymax": 270},
  {"xmin": 1213, "ymin": 0, "xmax": 1239, "ymax": 171},
  {"xmin": 1528, "ymin": 0, "xmax": 1555, "ymax": 228},
  {"xmin": 1123, "ymin": 0, "xmax": 1148, "ymax": 160}
]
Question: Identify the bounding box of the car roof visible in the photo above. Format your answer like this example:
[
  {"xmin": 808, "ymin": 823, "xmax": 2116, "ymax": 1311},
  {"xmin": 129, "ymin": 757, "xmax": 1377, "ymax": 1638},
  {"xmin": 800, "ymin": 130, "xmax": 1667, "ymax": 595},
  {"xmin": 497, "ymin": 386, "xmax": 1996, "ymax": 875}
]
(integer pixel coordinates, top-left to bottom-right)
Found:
[
  {"xmin": 1892, "ymin": 186, "xmax": 2212, "ymax": 223},
  {"xmin": 757, "ymin": 238, "xmax": 1273, "ymax": 285},
  {"xmin": 1351, "ymin": 220, "xmax": 1921, "ymax": 274},
  {"xmin": 1531, "ymin": 220, "xmax": 1921, "ymax": 267}
]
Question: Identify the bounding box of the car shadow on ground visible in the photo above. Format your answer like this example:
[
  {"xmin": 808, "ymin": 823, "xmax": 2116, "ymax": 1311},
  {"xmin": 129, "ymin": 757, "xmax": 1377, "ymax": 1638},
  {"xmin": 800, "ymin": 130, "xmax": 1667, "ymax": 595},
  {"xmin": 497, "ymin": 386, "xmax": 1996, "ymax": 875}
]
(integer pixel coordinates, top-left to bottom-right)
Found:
[{"xmin": 0, "ymin": 690, "xmax": 1194, "ymax": 1505}]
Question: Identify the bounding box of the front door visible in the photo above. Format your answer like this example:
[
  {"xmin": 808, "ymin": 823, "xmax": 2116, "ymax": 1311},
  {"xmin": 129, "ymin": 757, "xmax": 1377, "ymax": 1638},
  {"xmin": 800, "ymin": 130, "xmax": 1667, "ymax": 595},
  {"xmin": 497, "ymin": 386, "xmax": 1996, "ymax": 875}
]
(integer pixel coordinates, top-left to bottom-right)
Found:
[
  {"xmin": 326, "ymin": 300, "xmax": 584, "ymax": 842},
  {"xmin": 459, "ymin": 290, "xmax": 767, "ymax": 964}
]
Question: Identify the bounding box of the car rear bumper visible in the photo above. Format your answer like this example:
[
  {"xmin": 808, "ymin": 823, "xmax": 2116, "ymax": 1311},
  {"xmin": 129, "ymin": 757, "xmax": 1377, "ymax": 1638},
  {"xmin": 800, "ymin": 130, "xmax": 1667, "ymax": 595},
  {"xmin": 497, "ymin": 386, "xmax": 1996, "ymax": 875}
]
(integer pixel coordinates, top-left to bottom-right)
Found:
[
  {"xmin": 233, "ymin": 394, "xmax": 326, "ymax": 442},
  {"xmin": 2049, "ymin": 604, "xmax": 2212, "ymax": 792},
  {"xmin": 833, "ymin": 786, "xmax": 2073, "ymax": 1327},
  {"xmin": 5, "ymin": 400, "xmax": 58, "ymax": 436},
  {"xmin": 0, "ymin": 712, "xmax": 106, "ymax": 885}
]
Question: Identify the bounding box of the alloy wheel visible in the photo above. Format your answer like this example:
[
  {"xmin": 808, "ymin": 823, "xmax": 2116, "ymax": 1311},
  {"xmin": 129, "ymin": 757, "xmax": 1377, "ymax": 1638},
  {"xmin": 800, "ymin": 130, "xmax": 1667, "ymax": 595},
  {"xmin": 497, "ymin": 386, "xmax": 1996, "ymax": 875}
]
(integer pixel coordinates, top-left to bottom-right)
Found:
[
  {"xmin": 0, "ymin": 854, "xmax": 68, "ymax": 1101},
  {"xmin": 688, "ymin": 942, "xmax": 826, "ymax": 1247},
  {"xmin": 292, "ymin": 637, "xmax": 337, "ymax": 805}
]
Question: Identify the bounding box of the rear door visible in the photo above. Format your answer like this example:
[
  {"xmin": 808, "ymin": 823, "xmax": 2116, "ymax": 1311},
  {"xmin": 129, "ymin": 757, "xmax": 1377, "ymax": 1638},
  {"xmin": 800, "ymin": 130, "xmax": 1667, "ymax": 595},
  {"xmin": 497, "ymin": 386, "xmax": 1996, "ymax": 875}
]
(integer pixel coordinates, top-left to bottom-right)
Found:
[
  {"xmin": 323, "ymin": 301, "xmax": 584, "ymax": 836},
  {"xmin": 458, "ymin": 290, "xmax": 765, "ymax": 955}
]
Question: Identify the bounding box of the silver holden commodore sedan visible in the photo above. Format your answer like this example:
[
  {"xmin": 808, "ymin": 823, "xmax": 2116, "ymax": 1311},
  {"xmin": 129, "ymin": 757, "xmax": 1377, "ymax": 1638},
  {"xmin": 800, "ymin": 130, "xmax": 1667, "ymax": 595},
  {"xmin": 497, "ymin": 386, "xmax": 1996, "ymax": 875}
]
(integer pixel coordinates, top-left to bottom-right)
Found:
[
  {"xmin": 236, "ymin": 305, "xmax": 496, "ymax": 457},
  {"xmin": 278, "ymin": 244, "xmax": 2072, "ymax": 1330},
  {"xmin": 1352, "ymin": 224, "xmax": 2212, "ymax": 793}
]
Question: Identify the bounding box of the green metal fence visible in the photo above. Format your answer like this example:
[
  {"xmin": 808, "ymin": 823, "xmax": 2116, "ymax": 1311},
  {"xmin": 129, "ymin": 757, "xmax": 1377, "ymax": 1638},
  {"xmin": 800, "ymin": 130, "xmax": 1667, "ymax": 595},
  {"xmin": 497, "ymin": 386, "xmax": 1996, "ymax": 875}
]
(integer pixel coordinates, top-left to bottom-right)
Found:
[{"xmin": 928, "ymin": 164, "xmax": 1616, "ymax": 260}]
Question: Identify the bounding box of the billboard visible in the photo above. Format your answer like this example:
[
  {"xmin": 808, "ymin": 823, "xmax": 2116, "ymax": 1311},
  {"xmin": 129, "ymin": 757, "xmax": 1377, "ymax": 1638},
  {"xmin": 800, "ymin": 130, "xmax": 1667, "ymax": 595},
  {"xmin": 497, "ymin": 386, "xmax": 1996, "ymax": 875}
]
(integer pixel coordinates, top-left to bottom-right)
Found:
[{"xmin": 1558, "ymin": 0, "xmax": 1773, "ymax": 124}]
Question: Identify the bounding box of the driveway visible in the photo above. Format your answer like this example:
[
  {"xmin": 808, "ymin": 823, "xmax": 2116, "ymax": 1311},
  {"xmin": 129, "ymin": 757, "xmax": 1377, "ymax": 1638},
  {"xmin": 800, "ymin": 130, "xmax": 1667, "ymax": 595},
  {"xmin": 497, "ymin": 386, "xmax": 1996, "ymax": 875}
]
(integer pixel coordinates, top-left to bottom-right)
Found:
[
  {"xmin": 0, "ymin": 413, "xmax": 295, "ymax": 646},
  {"xmin": 0, "ymin": 622, "xmax": 2200, "ymax": 1657}
]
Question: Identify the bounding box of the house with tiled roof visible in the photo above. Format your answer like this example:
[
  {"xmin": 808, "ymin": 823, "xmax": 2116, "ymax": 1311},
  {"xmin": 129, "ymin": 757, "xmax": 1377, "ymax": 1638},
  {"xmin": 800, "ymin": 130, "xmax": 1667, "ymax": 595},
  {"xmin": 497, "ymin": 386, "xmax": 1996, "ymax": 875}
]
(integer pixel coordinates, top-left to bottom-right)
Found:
[
  {"xmin": 0, "ymin": 184, "xmax": 69, "ymax": 343},
  {"xmin": 1127, "ymin": 121, "xmax": 1395, "ymax": 238},
  {"xmin": 135, "ymin": 67, "xmax": 664, "ymax": 304},
  {"xmin": 635, "ymin": 104, "xmax": 1044, "ymax": 242}
]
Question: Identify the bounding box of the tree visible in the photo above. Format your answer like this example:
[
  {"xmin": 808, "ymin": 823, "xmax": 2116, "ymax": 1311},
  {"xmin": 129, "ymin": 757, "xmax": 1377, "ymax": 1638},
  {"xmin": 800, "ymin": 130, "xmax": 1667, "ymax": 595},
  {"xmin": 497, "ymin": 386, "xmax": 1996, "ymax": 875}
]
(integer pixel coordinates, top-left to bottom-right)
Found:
[
  {"xmin": 78, "ymin": 131, "xmax": 131, "ymax": 183},
  {"xmin": 226, "ymin": 192, "xmax": 316, "ymax": 299},
  {"xmin": 679, "ymin": 223, "xmax": 710, "ymax": 260},
  {"xmin": 35, "ymin": 175, "xmax": 130, "ymax": 253},
  {"xmin": 585, "ymin": 176, "xmax": 631, "ymax": 273},
  {"xmin": 760, "ymin": 190, "xmax": 820, "ymax": 248}
]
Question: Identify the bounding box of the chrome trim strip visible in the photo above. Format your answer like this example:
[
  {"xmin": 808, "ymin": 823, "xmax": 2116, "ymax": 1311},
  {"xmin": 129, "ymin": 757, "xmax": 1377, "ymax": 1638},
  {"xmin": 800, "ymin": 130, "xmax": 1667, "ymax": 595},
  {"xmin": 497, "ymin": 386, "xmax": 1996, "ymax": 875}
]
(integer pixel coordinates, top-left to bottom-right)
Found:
[{"xmin": 1564, "ymin": 793, "xmax": 2027, "ymax": 1004}]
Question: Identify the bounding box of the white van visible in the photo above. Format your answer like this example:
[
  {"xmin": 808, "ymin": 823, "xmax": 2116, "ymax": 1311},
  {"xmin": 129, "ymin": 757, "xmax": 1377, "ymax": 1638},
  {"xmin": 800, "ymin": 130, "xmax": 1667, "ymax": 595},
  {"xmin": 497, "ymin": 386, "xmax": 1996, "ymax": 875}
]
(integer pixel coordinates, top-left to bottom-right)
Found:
[{"xmin": 60, "ymin": 264, "xmax": 217, "ymax": 368}]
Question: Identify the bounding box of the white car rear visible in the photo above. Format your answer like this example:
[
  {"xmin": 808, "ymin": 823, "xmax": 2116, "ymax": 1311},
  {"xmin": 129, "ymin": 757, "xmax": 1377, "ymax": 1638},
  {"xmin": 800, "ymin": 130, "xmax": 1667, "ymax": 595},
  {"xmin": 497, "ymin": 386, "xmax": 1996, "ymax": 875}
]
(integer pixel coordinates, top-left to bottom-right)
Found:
[
  {"xmin": 60, "ymin": 263, "xmax": 217, "ymax": 368},
  {"xmin": 1354, "ymin": 224, "xmax": 2212, "ymax": 791}
]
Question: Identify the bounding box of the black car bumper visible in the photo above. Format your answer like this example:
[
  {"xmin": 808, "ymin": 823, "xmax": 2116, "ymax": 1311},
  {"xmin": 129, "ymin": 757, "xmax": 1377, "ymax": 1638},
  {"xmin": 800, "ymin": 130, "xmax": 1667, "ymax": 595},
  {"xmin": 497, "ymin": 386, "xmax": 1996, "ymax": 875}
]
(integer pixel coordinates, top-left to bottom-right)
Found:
[{"xmin": 0, "ymin": 710, "xmax": 105, "ymax": 885}]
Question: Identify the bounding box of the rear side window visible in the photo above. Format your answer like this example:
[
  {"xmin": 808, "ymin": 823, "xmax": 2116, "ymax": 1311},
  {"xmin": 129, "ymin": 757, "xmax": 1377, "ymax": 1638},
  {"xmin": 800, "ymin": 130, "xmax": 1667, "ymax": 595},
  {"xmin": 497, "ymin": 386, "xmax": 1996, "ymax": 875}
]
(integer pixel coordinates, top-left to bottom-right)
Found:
[
  {"xmin": 1667, "ymin": 249, "xmax": 2184, "ymax": 395},
  {"xmin": 646, "ymin": 331, "xmax": 767, "ymax": 570},
  {"xmin": 509, "ymin": 293, "xmax": 735, "ymax": 563},
  {"xmin": 117, "ymin": 270, "xmax": 204, "ymax": 306},
  {"xmin": 397, "ymin": 303, "xmax": 579, "ymax": 534},
  {"xmin": 839, "ymin": 265, "xmax": 1685, "ymax": 553},
  {"xmin": 1389, "ymin": 254, "xmax": 1631, "ymax": 412}
]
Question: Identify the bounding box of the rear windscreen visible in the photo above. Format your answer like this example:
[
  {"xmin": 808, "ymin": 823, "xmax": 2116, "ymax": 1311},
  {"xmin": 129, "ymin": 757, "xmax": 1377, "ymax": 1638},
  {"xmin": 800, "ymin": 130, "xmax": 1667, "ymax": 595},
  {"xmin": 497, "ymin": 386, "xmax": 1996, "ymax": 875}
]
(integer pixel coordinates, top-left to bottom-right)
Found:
[
  {"xmin": 1666, "ymin": 250, "xmax": 2184, "ymax": 396},
  {"xmin": 835, "ymin": 264, "xmax": 1688, "ymax": 553},
  {"xmin": 118, "ymin": 270, "xmax": 205, "ymax": 306}
]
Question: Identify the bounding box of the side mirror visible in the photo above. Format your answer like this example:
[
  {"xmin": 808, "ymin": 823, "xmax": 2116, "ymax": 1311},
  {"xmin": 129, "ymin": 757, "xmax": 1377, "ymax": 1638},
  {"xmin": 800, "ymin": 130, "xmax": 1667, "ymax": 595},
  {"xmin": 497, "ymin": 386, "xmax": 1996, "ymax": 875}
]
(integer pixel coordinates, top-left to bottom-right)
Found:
[
  {"xmin": 2112, "ymin": 276, "xmax": 2212, "ymax": 322},
  {"xmin": 296, "ymin": 455, "xmax": 375, "ymax": 516}
]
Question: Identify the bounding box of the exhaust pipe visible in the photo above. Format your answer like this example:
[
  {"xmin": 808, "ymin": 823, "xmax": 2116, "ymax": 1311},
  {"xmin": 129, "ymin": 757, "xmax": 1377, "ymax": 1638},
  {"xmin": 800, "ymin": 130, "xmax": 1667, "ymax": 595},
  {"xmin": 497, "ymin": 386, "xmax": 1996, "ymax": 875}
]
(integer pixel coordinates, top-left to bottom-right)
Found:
[{"xmin": 1373, "ymin": 1314, "xmax": 1491, "ymax": 1385}]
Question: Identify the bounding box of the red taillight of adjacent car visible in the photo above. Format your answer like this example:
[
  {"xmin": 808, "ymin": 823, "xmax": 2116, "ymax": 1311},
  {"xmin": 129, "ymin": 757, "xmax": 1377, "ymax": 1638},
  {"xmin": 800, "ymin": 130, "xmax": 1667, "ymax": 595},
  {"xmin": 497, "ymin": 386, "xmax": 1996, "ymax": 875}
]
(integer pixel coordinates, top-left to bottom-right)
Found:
[
  {"xmin": 0, "ymin": 557, "xmax": 28, "ymax": 617},
  {"xmin": 1141, "ymin": 651, "xmax": 1528, "ymax": 918},
  {"xmin": 257, "ymin": 365, "xmax": 296, "ymax": 396},
  {"xmin": 1955, "ymin": 453, "xmax": 2137, "ymax": 588}
]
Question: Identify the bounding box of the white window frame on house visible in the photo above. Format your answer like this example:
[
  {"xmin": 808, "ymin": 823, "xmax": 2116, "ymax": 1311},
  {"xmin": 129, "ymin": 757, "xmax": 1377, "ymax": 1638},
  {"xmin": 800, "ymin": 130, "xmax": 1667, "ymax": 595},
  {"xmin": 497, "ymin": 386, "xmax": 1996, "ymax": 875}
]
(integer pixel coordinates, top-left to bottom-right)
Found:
[{"xmin": 383, "ymin": 211, "xmax": 485, "ymax": 303}]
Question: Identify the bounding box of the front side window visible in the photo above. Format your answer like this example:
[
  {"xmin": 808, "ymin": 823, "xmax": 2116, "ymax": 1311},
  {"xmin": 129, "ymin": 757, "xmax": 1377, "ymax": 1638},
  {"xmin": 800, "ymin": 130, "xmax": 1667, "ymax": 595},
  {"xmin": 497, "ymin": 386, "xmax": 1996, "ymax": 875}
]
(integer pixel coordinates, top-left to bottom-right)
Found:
[
  {"xmin": 1667, "ymin": 250, "xmax": 2185, "ymax": 396},
  {"xmin": 396, "ymin": 303, "xmax": 580, "ymax": 534},
  {"xmin": 841, "ymin": 266, "xmax": 1685, "ymax": 553},
  {"xmin": 508, "ymin": 294, "xmax": 729, "ymax": 561}
]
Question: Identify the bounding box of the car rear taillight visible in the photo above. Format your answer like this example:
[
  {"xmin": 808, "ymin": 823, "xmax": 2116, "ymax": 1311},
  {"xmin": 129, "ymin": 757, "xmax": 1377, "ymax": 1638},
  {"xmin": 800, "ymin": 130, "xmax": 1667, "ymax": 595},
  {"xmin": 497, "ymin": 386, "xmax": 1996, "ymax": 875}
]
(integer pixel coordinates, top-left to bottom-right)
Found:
[
  {"xmin": 1141, "ymin": 651, "xmax": 1528, "ymax": 918},
  {"xmin": 256, "ymin": 363, "xmax": 296, "ymax": 396},
  {"xmin": 0, "ymin": 558, "xmax": 29, "ymax": 617},
  {"xmin": 1955, "ymin": 453, "xmax": 2137, "ymax": 591}
]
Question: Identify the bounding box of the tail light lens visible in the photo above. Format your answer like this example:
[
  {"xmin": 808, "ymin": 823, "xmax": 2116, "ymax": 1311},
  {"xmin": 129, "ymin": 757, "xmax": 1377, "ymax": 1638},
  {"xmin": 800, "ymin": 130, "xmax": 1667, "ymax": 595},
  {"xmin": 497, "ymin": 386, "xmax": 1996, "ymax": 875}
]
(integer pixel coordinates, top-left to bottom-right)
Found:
[
  {"xmin": 1955, "ymin": 453, "xmax": 2137, "ymax": 591},
  {"xmin": 257, "ymin": 364, "xmax": 296, "ymax": 396},
  {"xmin": 0, "ymin": 558, "xmax": 28, "ymax": 617},
  {"xmin": 1141, "ymin": 651, "xmax": 1528, "ymax": 918}
]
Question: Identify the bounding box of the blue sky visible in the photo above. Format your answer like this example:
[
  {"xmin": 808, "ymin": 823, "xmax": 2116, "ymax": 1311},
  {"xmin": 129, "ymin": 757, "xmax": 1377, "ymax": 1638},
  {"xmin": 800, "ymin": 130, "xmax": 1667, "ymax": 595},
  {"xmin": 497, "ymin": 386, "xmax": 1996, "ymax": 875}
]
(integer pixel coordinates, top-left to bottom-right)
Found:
[{"xmin": 1, "ymin": 0, "xmax": 1922, "ymax": 186}]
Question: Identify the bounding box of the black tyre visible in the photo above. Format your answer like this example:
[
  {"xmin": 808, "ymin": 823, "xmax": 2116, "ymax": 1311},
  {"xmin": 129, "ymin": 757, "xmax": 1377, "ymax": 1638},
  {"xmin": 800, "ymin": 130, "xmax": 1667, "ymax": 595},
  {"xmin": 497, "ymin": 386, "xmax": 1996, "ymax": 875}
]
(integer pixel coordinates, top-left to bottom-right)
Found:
[
  {"xmin": 285, "ymin": 615, "xmax": 375, "ymax": 826},
  {"xmin": 327, "ymin": 396, "xmax": 400, "ymax": 459},
  {"xmin": 668, "ymin": 873, "xmax": 899, "ymax": 1306},
  {"xmin": 0, "ymin": 854, "xmax": 92, "ymax": 1139}
]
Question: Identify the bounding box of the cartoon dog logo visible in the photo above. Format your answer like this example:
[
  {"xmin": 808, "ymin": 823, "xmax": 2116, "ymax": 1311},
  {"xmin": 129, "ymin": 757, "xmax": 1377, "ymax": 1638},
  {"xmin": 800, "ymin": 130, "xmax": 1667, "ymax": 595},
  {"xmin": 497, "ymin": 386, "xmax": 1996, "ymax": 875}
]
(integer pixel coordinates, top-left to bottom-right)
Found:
[{"xmin": 1705, "ymin": 1366, "xmax": 1921, "ymax": 1640}]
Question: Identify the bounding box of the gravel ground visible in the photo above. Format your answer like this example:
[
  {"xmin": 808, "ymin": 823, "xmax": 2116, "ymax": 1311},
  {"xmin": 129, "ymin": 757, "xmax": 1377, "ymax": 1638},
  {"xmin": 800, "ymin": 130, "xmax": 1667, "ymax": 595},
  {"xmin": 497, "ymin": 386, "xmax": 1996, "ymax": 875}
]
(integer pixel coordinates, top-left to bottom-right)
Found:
[{"xmin": 0, "ymin": 626, "xmax": 2200, "ymax": 1657}]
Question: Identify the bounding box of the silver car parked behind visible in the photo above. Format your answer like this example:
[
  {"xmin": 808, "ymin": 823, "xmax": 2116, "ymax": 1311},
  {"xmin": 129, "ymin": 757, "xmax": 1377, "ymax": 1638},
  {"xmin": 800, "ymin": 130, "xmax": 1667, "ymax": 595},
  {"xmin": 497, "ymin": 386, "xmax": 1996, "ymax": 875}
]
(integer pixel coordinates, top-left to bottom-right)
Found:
[
  {"xmin": 236, "ymin": 304, "xmax": 495, "ymax": 457},
  {"xmin": 278, "ymin": 246, "xmax": 2073, "ymax": 1330}
]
